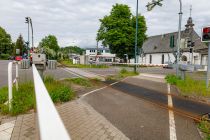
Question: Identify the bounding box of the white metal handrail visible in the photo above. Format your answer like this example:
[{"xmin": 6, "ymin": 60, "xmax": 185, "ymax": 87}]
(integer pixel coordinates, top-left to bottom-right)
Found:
[{"xmin": 32, "ymin": 64, "xmax": 71, "ymax": 140}]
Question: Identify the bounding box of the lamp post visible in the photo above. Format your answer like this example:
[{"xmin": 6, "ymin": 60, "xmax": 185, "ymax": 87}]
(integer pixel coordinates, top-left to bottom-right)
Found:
[
  {"xmin": 146, "ymin": 0, "xmax": 182, "ymax": 77},
  {"xmin": 25, "ymin": 17, "xmax": 30, "ymax": 50},
  {"xmin": 176, "ymin": 0, "xmax": 183, "ymax": 76},
  {"xmin": 134, "ymin": 0, "xmax": 139, "ymax": 73},
  {"xmin": 29, "ymin": 18, "xmax": 34, "ymax": 51}
]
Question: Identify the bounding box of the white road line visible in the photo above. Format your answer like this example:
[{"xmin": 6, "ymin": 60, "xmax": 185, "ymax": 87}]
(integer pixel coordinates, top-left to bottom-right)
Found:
[
  {"xmin": 167, "ymin": 83, "xmax": 177, "ymax": 140},
  {"xmin": 61, "ymin": 68, "xmax": 83, "ymax": 78},
  {"xmin": 81, "ymin": 81, "xmax": 121, "ymax": 97}
]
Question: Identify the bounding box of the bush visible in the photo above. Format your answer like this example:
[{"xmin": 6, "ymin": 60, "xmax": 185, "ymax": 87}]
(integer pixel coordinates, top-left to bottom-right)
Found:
[
  {"xmin": 165, "ymin": 74, "xmax": 181, "ymax": 85},
  {"xmin": 165, "ymin": 74, "xmax": 210, "ymax": 97},
  {"xmin": 198, "ymin": 120, "xmax": 210, "ymax": 139},
  {"xmin": 0, "ymin": 87, "xmax": 8, "ymax": 104},
  {"xmin": 0, "ymin": 76, "xmax": 75, "ymax": 115},
  {"xmin": 69, "ymin": 78, "xmax": 91, "ymax": 87},
  {"xmin": 0, "ymin": 54, "xmax": 10, "ymax": 60}
]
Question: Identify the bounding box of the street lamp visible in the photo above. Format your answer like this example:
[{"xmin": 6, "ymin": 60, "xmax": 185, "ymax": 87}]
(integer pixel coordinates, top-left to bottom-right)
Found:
[
  {"xmin": 134, "ymin": 0, "xmax": 139, "ymax": 73},
  {"xmin": 146, "ymin": 0, "xmax": 183, "ymax": 77},
  {"xmin": 25, "ymin": 17, "xmax": 34, "ymax": 51}
]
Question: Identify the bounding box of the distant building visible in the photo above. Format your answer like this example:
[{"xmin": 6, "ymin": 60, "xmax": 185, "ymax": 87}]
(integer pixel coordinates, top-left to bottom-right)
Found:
[
  {"xmin": 80, "ymin": 48, "xmax": 116, "ymax": 64},
  {"xmin": 139, "ymin": 15, "xmax": 208, "ymax": 66}
]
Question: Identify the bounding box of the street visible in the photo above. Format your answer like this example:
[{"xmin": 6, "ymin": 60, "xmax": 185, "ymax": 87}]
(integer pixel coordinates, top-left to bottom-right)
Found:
[{"xmin": 0, "ymin": 60, "xmax": 77, "ymax": 88}]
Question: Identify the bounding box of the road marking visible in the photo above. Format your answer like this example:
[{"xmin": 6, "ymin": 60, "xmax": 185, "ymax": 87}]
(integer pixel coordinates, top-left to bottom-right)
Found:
[
  {"xmin": 61, "ymin": 68, "xmax": 83, "ymax": 78},
  {"xmin": 167, "ymin": 83, "xmax": 177, "ymax": 140}
]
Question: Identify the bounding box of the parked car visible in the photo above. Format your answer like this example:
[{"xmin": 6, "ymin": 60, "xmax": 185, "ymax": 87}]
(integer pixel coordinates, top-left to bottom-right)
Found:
[
  {"xmin": 15, "ymin": 56, "xmax": 23, "ymax": 61},
  {"xmin": 163, "ymin": 62, "xmax": 174, "ymax": 69}
]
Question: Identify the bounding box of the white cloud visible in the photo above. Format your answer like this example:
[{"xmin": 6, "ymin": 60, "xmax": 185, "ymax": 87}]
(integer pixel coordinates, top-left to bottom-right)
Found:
[{"xmin": 0, "ymin": 0, "xmax": 209, "ymax": 48}]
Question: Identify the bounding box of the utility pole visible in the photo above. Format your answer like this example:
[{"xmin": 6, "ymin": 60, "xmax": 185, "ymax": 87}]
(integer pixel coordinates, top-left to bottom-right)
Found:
[
  {"xmin": 30, "ymin": 18, "xmax": 34, "ymax": 51},
  {"xmin": 25, "ymin": 17, "xmax": 30, "ymax": 51},
  {"xmin": 134, "ymin": 0, "xmax": 139, "ymax": 73},
  {"xmin": 176, "ymin": 0, "xmax": 183, "ymax": 76}
]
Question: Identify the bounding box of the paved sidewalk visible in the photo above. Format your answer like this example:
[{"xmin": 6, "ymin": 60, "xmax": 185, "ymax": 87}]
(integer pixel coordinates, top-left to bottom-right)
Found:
[
  {"xmin": 0, "ymin": 120, "xmax": 16, "ymax": 140},
  {"xmin": 8, "ymin": 99, "xmax": 129, "ymax": 140}
]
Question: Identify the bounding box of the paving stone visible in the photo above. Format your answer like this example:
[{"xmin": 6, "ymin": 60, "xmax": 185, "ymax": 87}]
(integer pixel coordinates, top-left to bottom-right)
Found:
[{"xmin": 8, "ymin": 99, "xmax": 129, "ymax": 140}]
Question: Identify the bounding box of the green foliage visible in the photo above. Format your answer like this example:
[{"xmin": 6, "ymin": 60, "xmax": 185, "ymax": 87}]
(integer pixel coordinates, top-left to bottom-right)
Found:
[
  {"xmin": 39, "ymin": 35, "xmax": 59, "ymax": 59},
  {"xmin": 60, "ymin": 46, "xmax": 84, "ymax": 55},
  {"xmin": 11, "ymin": 82, "xmax": 35, "ymax": 115},
  {"xmin": 165, "ymin": 74, "xmax": 181, "ymax": 85},
  {"xmin": 0, "ymin": 26, "xmax": 14, "ymax": 55},
  {"xmin": 0, "ymin": 87, "xmax": 8, "ymax": 104},
  {"xmin": 119, "ymin": 68, "xmax": 139, "ymax": 78},
  {"xmin": 69, "ymin": 78, "xmax": 92, "ymax": 87},
  {"xmin": 97, "ymin": 3, "xmax": 147, "ymax": 59},
  {"xmin": 0, "ymin": 77, "xmax": 75, "ymax": 116},
  {"xmin": 15, "ymin": 34, "xmax": 25, "ymax": 56},
  {"xmin": 44, "ymin": 76, "xmax": 74, "ymax": 102},
  {"xmin": 0, "ymin": 53, "xmax": 10, "ymax": 60},
  {"xmin": 165, "ymin": 74, "xmax": 210, "ymax": 97},
  {"xmin": 198, "ymin": 120, "xmax": 210, "ymax": 140},
  {"xmin": 106, "ymin": 68, "xmax": 139, "ymax": 81}
]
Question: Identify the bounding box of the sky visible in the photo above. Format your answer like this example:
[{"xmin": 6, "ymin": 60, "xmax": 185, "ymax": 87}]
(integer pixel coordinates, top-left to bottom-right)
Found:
[{"xmin": 0, "ymin": 0, "xmax": 210, "ymax": 48}]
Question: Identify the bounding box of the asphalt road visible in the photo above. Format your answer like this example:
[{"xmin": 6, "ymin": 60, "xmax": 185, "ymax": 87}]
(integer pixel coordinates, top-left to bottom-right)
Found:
[
  {"xmin": 0, "ymin": 60, "xmax": 77, "ymax": 88},
  {"xmin": 83, "ymin": 75, "xmax": 202, "ymax": 140},
  {"xmin": 83, "ymin": 66, "xmax": 176, "ymax": 77}
]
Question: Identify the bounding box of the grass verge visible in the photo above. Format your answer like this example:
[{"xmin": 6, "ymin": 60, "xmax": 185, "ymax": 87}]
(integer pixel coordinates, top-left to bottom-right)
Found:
[
  {"xmin": 60, "ymin": 60, "xmax": 109, "ymax": 68},
  {"xmin": 198, "ymin": 120, "xmax": 210, "ymax": 140},
  {"xmin": 165, "ymin": 74, "xmax": 210, "ymax": 97},
  {"xmin": 106, "ymin": 68, "xmax": 139, "ymax": 81},
  {"xmin": 0, "ymin": 76, "xmax": 75, "ymax": 116}
]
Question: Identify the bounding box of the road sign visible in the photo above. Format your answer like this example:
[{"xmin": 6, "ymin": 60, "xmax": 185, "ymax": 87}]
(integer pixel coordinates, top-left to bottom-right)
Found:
[{"xmin": 201, "ymin": 26, "xmax": 210, "ymax": 42}]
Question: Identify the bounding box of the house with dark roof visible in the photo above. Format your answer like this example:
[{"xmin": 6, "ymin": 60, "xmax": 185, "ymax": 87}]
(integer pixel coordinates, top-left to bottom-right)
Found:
[{"xmin": 140, "ymin": 15, "xmax": 208, "ymax": 66}]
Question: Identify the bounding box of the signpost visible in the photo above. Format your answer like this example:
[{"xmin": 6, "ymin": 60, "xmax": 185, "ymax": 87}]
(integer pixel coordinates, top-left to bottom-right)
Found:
[{"xmin": 201, "ymin": 26, "xmax": 210, "ymax": 88}]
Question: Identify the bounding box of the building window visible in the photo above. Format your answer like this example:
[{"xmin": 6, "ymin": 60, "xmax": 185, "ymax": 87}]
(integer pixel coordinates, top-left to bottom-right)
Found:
[
  {"xmin": 149, "ymin": 55, "xmax": 152, "ymax": 64},
  {"xmin": 105, "ymin": 58, "xmax": 112, "ymax": 62},
  {"xmin": 162, "ymin": 54, "xmax": 164, "ymax": 64},
  {"xmin": 181, "ymin": 55, "xmax": 187, "ymax": 61},
  {"xmin": 105, "ymin": 50, "xmax": 110, "ymax": 53}
]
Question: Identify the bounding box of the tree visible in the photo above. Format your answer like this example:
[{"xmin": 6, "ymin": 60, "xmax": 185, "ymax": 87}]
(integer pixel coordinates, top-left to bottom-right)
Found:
[
  {"xmin": 15, "ymin": 34, "xmax": 24, "ymax": 56},
  {"xmin": 39, "ymin": 35, "xmax": 59, "ymax": 52},
  {"xmin": 97, "ymin": 4, "xmax": 147, "ymax": 59},
  {"xmin": 0, "ymin": 26, "xmax": 13, "ymax": 55}
]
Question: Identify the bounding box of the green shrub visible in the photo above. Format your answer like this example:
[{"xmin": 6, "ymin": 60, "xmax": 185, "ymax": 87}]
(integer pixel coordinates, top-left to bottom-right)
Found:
[
  {"xmin": 198, "ymin": 120, "xmax": 210, "ymax": 139},
  {"xmin": 0, "ymin": 54, "xmax": 10, "ymax": 60},
  {"xmin": 69, "ymin": 78, "xmax": 91, "ymax": 87},
  {"xmin": 0, "ymin": 87, "xmax": 8, "ymax": 104},
  {"xmin": 165, "ymin": 74, "xmax": 210, "ymax": 97},
  {"xmin": 0, "ymin": 77, "xmax": 75, "ymax": 115},
  {"xmin": 165, "ymin": 74, "xmax": 181, "ymax": 85},
  {"xmin": 11, "ymin": 82, "xmax": 35, "ymax": 115}
]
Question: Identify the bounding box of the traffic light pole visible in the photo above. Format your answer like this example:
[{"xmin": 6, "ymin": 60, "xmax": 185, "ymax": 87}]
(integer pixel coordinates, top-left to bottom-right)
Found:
[
  {"xmin": 206, "ymin": 43, "xmax": 210, "ymax": 88},
  {"xmin": 134, "ymin": 0, "xmax": 138, "ymax": 73},
  {"xmin": 176, "ymin": 0, "xmax": 183, "ymax": 77}
]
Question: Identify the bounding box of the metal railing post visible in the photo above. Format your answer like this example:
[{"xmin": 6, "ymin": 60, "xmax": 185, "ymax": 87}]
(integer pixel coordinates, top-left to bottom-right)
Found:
[{"xmin": 8, "ymin": 62, "xmax": 13, "ymax": 111}]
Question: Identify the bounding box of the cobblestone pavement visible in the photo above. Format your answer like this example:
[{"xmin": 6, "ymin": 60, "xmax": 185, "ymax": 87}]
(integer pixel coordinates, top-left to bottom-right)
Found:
[{"xmin": 4, "ymin": 99, "xmax": 129, "ymax": 140}]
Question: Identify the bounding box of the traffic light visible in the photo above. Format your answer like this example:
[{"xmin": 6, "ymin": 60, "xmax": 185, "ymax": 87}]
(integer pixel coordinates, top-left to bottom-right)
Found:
[
  {"xmin": 25, "ymin": 17, "xmax": 29, "ymax": 23},
  {"xmin": 190, "ymin": 48, "xmax": 193, "ymax": 53},
  {"xmin": 202, "ymin": 27, "xmax": 210, "ymax": 42}
]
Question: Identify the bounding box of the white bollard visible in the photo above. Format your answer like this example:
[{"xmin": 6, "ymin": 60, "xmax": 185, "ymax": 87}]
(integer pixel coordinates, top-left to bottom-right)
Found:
[{"xmin": 8, "ymin": 62, "xmax": 13, "ymax": 111}]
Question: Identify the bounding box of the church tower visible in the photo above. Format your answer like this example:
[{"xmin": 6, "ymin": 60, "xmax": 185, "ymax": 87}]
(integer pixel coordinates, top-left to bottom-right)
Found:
[{"xmin": 185, "ymin": 5, "xmax": 195, "ymax": 32}]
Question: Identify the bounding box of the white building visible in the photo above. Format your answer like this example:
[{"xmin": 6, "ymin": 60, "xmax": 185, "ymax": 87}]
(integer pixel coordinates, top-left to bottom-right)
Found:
[
  {"xmin": 139, "ymin": 16, "xmax": 208, "ymax": 66},
  {"xmin": 80, "ymin": 48, "xmax": 116, "ymax": 64}
]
